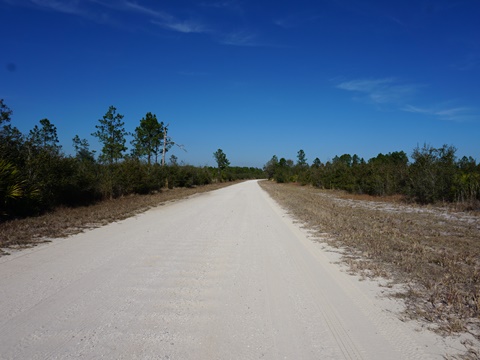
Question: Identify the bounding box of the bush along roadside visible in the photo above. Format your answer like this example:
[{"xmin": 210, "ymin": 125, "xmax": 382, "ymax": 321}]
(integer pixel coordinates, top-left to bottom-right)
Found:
[
  {"xmin": 0, "ymin": 100, "xmax": 264, "ymax": 220},
  {"xmin": 264, "ymin": 146, "xmax": 480, "ymax": 208}
]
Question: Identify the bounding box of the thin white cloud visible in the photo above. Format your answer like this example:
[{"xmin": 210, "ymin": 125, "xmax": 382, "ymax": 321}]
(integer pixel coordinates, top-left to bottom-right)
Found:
[
  {"xmin": 218, "ymin": 30, "xmax": 257, "ymax": 46},
  {"xmin": 25, "ymin": 0, "xmax": 115, "ymax": 24},
  {"xmin": 3, "ymin": 0, "xmax": 210, "ymax": 34},
  {"xmin": 217, "ymin": 30, "xmax": 287, "ymax": 48},
  {"xmin": 124, "ymin": 1, "xmax": 163, "ymax": 17},
  {"xmin": 273, "ymin": 12, "xmax": 322, "ymax": 29},
  {"xmin": 402, "ymin": 105, "xmax": 430, "ymax": 114},
  {"xmin": 30, "ymin": 0, "xmax": 81, "ymax": 14},
  {"xmin": 2, "ymin": 0, "xmax": 266, "ymax": 45},
  {"xmin": 337, "ymin": 77, "xmax": 478, "ymax": 122},
  {"xmin": 403, "ymin": 104, "xmax": 478, "ymax": 122},
  {"xmin": 151, "ymin": 19, "xmax": 210, "ymax": 34},
  {"xmin": 124, "ymin": 1, "xmax": 210, "ymax": 34},
  {"xmin": 336, "ymin": 78, "xmax": 420, "ymax": 104},
  {"xmin": 200, "ymin": 0, "xmax": 242, "ymax": 11}
]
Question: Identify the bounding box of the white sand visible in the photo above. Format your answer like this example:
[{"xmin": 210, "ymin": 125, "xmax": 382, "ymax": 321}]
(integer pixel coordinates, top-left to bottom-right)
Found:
[{"xmin": 0, "ymin": 180, "xmax": 461, "ymax": 359}]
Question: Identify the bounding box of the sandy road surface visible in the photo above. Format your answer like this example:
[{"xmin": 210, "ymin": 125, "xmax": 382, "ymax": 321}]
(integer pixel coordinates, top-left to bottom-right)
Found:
[{"xmin": 0, "ymin": 180, "xmax": 448, "ymax": 359}]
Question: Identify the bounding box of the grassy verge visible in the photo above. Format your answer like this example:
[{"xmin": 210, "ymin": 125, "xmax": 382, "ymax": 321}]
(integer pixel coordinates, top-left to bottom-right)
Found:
[
  {"xmin": 0, "ymin": 181, "xmax": 238, "ymax": 255},
  {"xmin": 260, "ymin": 181, "xmax": 480, "ymax": 358}
]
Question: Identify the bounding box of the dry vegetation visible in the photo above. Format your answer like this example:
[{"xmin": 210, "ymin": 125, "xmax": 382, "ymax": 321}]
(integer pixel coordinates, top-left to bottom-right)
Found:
[
  {"xmin": 260, "ymin": 181, "xmax": 480, "ymax": 358},
  {"xmin": 0, "ymin": 182, "xmax": 238, "ymax": 255}
]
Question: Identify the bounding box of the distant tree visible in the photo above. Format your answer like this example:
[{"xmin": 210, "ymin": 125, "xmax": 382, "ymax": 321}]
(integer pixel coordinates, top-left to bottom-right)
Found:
[
  {"xmin": 0, "ymin": 100, "xmax": 25, "ymax": 163},
  {"xmin": 213, "ymin": 149, "xmax": 230, "ymax": 180},
  {"xmin": 72, "ymin": 135, "xmax": 95, "ymax": 162},
  {"xmin": 92, "ymin": 106, "xmax": 127, "ymax": 164},
  {"xmin": 275, "ymin": 157, "xmax": 294, "ymax": 183},
  {"xmin": 454, "ymin": 156, "xmax": 480, "ymax": 203},
  {"xmin": 297, "ymin": 149, "xmax": 307, "ymax": 167},
  {"xmin": 352, "ymin": 154, "xmax": 361, "ymax": 166},
  {"xmin": 0, "ymin": 124, "xmax": 23, "ymax": 162},
  {"xmin": 161, "ymin": 124, "xmax": 178, "ymax": 166},
  {"xmin": 0, "ymin": 99, "xmax": 13, "ymax": 125},
  {"xmin": 169, "ymin": 154, "xmax": 178, "ymax": 166},
  {"xmin": 409, "ymin": 144, "xmax": 457, "ymax": 203},
  {"xmin": 458, "ymin": 156, "xmax": 476, "ymax": 172},
  {"xmin": 263, "ymin": 155, "xmax": 278, "ymax": 179},
  {"xmin": 22, "ymin": 119, "xmax": 71, "ymax": 210},
  {"xmin": 27, "ymin": 118, "xmax": 61, "ymax": 154},
  {"xmin": 312, "ymin": 157, "xmax": 322, "ymax": 168},
  {"xmin": 131, "ymin": 112, "xmax": 164, "ymax": 165},
  {"xmin": 334, "ymin": 154, "xmax": 352, "ymax": 167}
]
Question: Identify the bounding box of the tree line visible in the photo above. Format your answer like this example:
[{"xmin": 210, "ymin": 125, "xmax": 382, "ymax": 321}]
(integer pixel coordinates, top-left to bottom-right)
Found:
[
  {"xmin": 0, "ymin": 100, "xmax": 263, "ymax": 219},
  {"xmin": 264, "ymin": 146, "xmax": 480, "ymax": 205}
]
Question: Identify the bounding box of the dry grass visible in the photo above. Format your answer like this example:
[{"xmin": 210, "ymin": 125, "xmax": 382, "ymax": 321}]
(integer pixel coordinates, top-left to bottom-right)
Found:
[
  {"xmin": 260, "ymin": 181, "xmax": 480, "ymax": 349},
  {"xmin": 0, "ymin": 182, "xmax": 238, "ymax": 255}
]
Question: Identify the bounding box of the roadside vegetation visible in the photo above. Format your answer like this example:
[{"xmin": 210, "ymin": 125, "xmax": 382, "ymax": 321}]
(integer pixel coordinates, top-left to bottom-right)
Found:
[
  {"xmin": 264, "ymin": 147, "xmax": 480, "ymax": 207},
  {"xmin": 0, "ymin": 99, "xmax": 262, "ymax": 252},
  {"xmin": 260, "ymin": 181, "xmax": 480, "ymax": 358},
  {"xmin": 0, "ymin": 99, "xmax": 263, "ymax": 223}
]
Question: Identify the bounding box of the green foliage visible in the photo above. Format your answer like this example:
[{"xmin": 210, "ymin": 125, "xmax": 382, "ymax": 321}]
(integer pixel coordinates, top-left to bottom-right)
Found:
[
  {"xmin": 73, "ymin": 135, "xmax": 95, "ymax": 162},
  {"xmin": 274, "ymin": 158, "xmax": 294, "ymax": 183},
  {"xmin": 131, "ymin": 112, "xmax": 164, "ymax": 165},
  {"xmin": 311, "ymin": 157, "xmax": 322, "ymax": 168},
  {"xmin": 169, "ymin": 165, "xmax": 212, "ymax": 188},
  {"xmin": 0, "ymin": 99, "xmax": 13, "ymax": 125},
  {"xmin": 0, "ymin": 100, "xmax": 264, "ymax": 219},
  {"xmin": 0, "ymin": 160, "xmax": 39, "ymax": 216},
  {"xmin": 296, "ymin": 149, "xmax": 307, "ymax": 166},
  {"xmin": 213, "ymin": 148, "xmax": 230, "ymax": 181},
  {"xmin": 2, "ymin": 97, "xmax": 477, "ymax": 220},
  {"xmin": 408, "ymin": 144, "xmax": 458, "ymax": 203},
  {"xmin": 361, "ymin": 151, "xmax": 408, "ymax": 196},
  {"xmin": 265, "ymin": 145, "xmax": 479, "ymax": 206},
  {"xmin": 227, "ymin": 166, "xmax": 265, "ymax": 180},
  {"xmin": 92, "ymin": 106, "xmax": 127, "ymax": 165},
  {"xmin": 263, "ymin": 155, "xmax": 278, "ymax": 180},
  {"xmin": 28, "ymin": 118, "xmax": 61, "ymax": 154},
  {"xmin": 295, "ymin": 150, "xmax": 310, "ymax": 185}
]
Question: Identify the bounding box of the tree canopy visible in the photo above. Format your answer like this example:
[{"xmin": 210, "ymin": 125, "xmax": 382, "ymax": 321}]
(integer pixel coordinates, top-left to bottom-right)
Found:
[
  {"xmin": 131, "ymin": 112, "xmax": 164, "ymax": 165},
  {"xmin": 92, "ymin": 106, "xmax": 127, "ymax": 165}
]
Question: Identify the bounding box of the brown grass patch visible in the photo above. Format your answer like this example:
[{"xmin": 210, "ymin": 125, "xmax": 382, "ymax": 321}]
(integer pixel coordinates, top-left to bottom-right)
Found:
[
  {"xmin": 0, "ymin": 182, "xmax": 238, "ymax": 255},
  {"xmin": 259, "ymin": 181, "xmax": 480, "ymax": 349}
]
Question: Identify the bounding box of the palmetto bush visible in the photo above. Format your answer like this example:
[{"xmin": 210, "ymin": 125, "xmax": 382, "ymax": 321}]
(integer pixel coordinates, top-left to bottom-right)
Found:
[{"xmin": 0, "ymin": 159, "xmax": 39, "ymax": 217}]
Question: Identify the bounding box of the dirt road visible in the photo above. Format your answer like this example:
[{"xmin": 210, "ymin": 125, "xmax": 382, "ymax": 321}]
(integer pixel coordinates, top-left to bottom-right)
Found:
[{"xmin": 0, "ymin": 180, "xmax": 448, "ymax": 359}]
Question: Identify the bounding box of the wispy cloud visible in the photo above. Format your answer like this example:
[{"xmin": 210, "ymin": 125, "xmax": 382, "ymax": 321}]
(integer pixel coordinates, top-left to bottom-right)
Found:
[
  {"xmin": 0, "ymin": 0, "xmax": 114, "ymax": 25},
  {"xmin": 273, "ymin": 12, "xmax": 322, "ymax": 29},
  {"xmin": 336, "ymin": 78, "xmax": 420, "ymax": 104},
  {"xmin": 200, "ymin": 0, "xmax": 242, "ymax": 12},
  {"xmin": 3, "ymin": 0, "xmax": 211, "ymax": 34},
  {"xmin": 151, "ymin": 19, "xmax": 210, "ymax": 34},
  {"xmin": 30, "ymin": 0, "xmax": 83, "ymax": 15},
  {"xmin": 124, "ymin": 1, "xmax": 210, "ymax": 34},
  {"xmin": 218, "ymin": 30, "xmax": 258, "ymax": 46},
  {"xmin": 123, "ymin": 1, "xmax": 162, "ymax": 17},
  {"xmin": 337, "ymin": 77, "xmax": 478, "ymax": 122},
  {"xmin": 2, "ymin": 0, "xmax": 270, "ymax": 46},
  {"xmin": 22, "ymin": 0, "xmax": 115, "ymax": 24},
  {"xmin": 403, "ymin": 104, "xmax": 479, "ymax": 122}
]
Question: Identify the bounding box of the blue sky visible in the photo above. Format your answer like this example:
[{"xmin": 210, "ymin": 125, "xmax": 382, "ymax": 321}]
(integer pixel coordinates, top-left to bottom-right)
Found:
[{"xmin": 1, "ymin": 0, "xmax": 479, "ymax": 167}]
